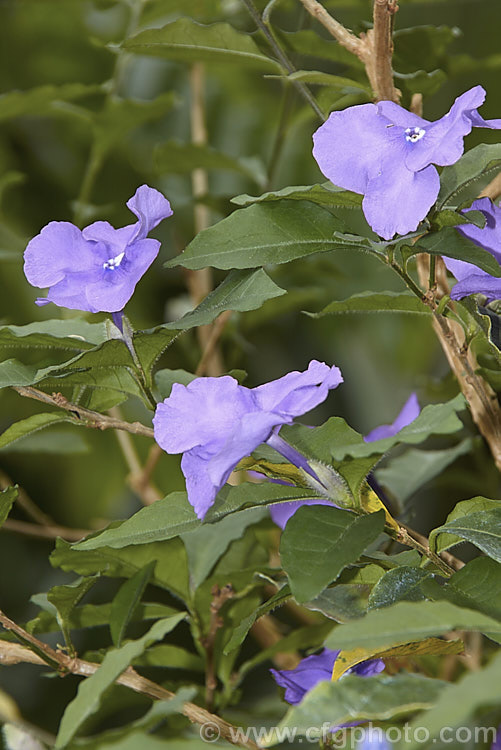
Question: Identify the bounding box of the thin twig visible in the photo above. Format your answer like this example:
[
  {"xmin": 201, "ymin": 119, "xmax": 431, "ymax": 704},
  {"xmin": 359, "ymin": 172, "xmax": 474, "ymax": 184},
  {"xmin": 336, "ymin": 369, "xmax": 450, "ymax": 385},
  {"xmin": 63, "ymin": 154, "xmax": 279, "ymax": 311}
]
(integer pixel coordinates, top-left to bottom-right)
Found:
[
  {"xmin": 0, "ymin": 469, "xmax": 54, "ymax": 527},
  {"xmin": 195, "ymin": 311, "xmax": 233, "ymax": 377},
  {"xmin": 396, "ymin": 525, "xmax": 455, "ymax": 578},
  {"xmin": 400, "ymin": 522, "xmax": 464, "ymax": 573},
  {"xmin": 368, "ymin": 0, "xmax": 400, "ymax": 102},
  {"xmin": 12, "ymin": 387, "xmax": 154, "ymax": 439},
  {"xmin": 0, "ymin": 612, "xmax": 259, "ymax": 750},
  {"xmin": 2, "ymin": 518, "xmax": 92, "ymax": 543},
  {"xmin": 296, "ymin": 0, "xmax": 362, "ymax": 56},
  {"xmin": 242, "ymin": 0, "xmax": 325, "ymax": 121},
  {"xmin": 202, "ymin": 584, "xmax": 235, "ymax": 710}
]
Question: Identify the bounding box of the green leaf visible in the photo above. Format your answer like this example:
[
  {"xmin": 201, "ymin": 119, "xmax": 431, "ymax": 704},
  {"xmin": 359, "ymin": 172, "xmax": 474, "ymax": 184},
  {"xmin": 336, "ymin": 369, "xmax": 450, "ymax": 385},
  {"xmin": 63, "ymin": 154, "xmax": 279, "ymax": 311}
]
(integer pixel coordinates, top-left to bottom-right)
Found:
[
  {"xmin": 133, "ymin": 326, "xmax": 179, "ymax": 384},
  {"xmin": 0, "ymin": 486, "xmax": 17, "ymax": 528},
  {"xmin": 166, "ymin": 201, "xmax": 345, "ymax": 270},
  {"xmin": 167, "ymin": 269, "xmax": 286, "ymax": 330},
  {"xmin": 423, "ymin": 557, "xmax": 501, "ymax": 621},
  {"xmin": 429, "ymin": 496, "xmax": 501, "ymax": 555},
  {"xmin": 156, "ymin": 140, "xmax": 265, "ymax": 186},
  {"xmin": 224, "ymin": 585, "xmax": 292, "ymax": 654},
  {"xmin": 0, "ymin": 83, "xmax": 101, "ymax": 122},
  {"xmin": 409, "ymin": 227, "xmax": 501, "ymax": 277},
  {"xmin": 133, "ymin": 644, "xmax": 203, "ymax": 670},
  {"xmin": 51, "ymin": 537, "xmax": 190, "ymax": 602},
  {"xmin": 323, "ymin": 601, "xmax": 501, "ymax": 653},
  {"xmin": 368, "ymin": 567, "xmax": 430, "ymax": 610},
  {"xmin": 280, "ymin": 29, "xmax": 365, "ymax": 68},
  {"xmin": 154, "ymin": 368, "xmax": 196, "ymax": 399},
  {"xmin": 280, "ymin": 506, "xmax": 386, "ymax": 602},
  {"xmin": 310, "ymin": 291, "xmax": 430, "ymax": 317},
  {"xmin": 0, "ymin": 319, "xmax": 107, "ymax": 351},
  {"xmin": 110, "ymin": 561, "xmax": 156, "ymax": 647},
  {"xmin": 123, "ymin": 18, "xmax": 281, "ymax": 72},
  {"xmin": 437, "ymin": 143, "xmax": 501, "ymax": 210},
  {"xmin": 0, "ymin": 413, "xmax": 74, "ymax": 450},
  {"xmin": 303, "ymin": 584, "xmax": 371, "ymax": 623},
  {"xmin": 73, "ymin": 484, "xmax": 319, "ymax": 551},
  {"xmin": 231, "ymin": 182, "xmax": 362, "ymax": 210},
  {"xmin": 182, "ymin": 507, "xmax": 266, "ymax": 589},
  {"xmin": 402, "ymin": 650, "xmax": 501, "ymax": 750},
  {"xmin": 432, "ymin": 208, "xmax": 486, "ymax": 231},
  {"xmin": 266, "ymin": 674, "xmax": 445, "ymax": 746},
  {"xmin": 330, "ymin": 395, "xmax": 466, "ymax": 460},
  {"xmin": 393, "ymin": 68, "xmax": 446, "ymax": 96},
  {"xmin": 272, "ymin": 69, "xmax": 370, "ymax": 93},
  {"xmin": 47, "ymin": 576, "xmax": 99, "ymax": 654},
  {"xmin": 376, "ymin": 439, "xmax": 472, "ymax": 503},
  {"xmin": 54, "ymin": 614, "xmax": 186, "ymax": 748},
  {"xmin": 430, "ymin": 507, "xmax": 501, "ymax": 563}
]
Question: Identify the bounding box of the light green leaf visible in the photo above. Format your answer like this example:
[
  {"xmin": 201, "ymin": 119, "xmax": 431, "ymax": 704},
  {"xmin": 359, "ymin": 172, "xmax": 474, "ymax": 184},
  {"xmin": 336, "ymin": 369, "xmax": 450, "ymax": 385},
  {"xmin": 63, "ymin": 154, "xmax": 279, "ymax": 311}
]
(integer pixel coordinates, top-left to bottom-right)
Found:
[
  {"xmin": 166, "ymin": 201, "xmax": 345, "ymax": 270},
  {"xmin": 231, "ymin": 182, "xmax": 362, "ymax": 209},
  {"xmin": 409, "ymin": 227, "xmax": 501, "ymax": 277},
  {"xmin": 224, "ymin": 585, "xmax": 292, "ymax": 654},
  {"xmin": 310, "ymin": 291, "xmax": 430, "ymax": 317},
  {"xmin": 74, "ymin": 484, "xmax": 319, "ymax": 551},
  {"xmin": 368, "ymin": 567, "xmax": 430, "ymax": 610},
  {"xmin": 133, "ymin": 326, "xmax": 179, "ymax": 384},
  {"xmin": 437, "ymin": 143, "xmax": 501, "ymax": 210},
  {"xmin": 167, "ymin": 269, "xmax": 285, "ymax": 330},
  {"xmin": 280, "ymin": 506, "xmax": 386, "ymax": 602},
  {"xmin": 0, "ymin": 83, "xmax": 102, "ymax": 122},
  {"xmin": 0, "ymin": 486, "xmax": 17, "ymax": 528},
  {"xmin": 432, "ymin": 207, "xmax": 486, "ymax": 230},
  {"xmin": 55, "ymin": 614, "xmax": 186, "ymax": 748},
  {"xmin": 110, "ymin": 561, "xmax": 155, "ymax": 647},
  {"xmin": 429, "ymin": 496, "xmax": 501, "ymax": 555},
  {"xmin": 402, "ymin": 650, "xmax": 501, "ymax": 750},
  {"xmin": 394, "ymin": 68, "xmax": 446, "ymax": 96},
  {"xmin": 272, "ymin": 70, "xmax": 370, "ymax": 93},
  {"xmin": 154, "ymin": 368, "xmax": 196, "ymax": 399},
  {"xmin": 123, "ymin": 18, "xmax": 281, "ymax": 72},
  {"xmin": 324, "ymin": 601, "xmax": 501, "ymax": 653},
  {"xmin": 0, "ymin": 319, "xmax": 107, "ymax": 351},
  {"xmin": 430, "ymin": 507, "xmax": 501, "ymax": 563},
  {"xmin": 265, "ymin": 674, "xmax": 445, "ymax": 746},
  {"xmin": 303, "ymin": 584, "xmax": 371, "ymax": 623},
  {"xmin": 0, "ymin": 413, "xmax": 74, "ymax": 450},
  {"xmin": 133, "ymin": 644, "xmax": 203, "ymax": 670}
]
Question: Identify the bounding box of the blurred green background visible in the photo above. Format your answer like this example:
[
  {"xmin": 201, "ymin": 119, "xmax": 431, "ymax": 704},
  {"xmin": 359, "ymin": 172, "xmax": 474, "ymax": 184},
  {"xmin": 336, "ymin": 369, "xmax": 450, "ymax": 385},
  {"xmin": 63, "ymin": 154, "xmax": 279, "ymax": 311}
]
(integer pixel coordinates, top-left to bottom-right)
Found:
[{"xmin": 0, "ymin": 0, "xmax": 500, "ymax": 737}]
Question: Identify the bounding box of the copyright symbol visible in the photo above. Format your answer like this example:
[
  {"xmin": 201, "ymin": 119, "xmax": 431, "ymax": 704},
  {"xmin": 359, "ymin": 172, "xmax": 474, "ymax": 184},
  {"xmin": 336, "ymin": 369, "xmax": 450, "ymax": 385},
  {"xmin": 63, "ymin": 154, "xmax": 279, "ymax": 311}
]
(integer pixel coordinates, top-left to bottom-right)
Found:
[{"xmin": 200, "ymin": 722, "xmax": 221, "ymax": 742}]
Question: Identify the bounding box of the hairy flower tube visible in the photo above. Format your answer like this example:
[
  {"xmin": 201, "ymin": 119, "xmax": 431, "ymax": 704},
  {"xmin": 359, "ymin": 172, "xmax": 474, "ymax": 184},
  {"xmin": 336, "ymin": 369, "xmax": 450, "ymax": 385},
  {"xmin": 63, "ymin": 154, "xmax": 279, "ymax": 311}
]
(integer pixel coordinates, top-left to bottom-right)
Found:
[
  {"xmin": 24, "ymin": 185, "xmax": 172, "ymax": 313},
  {"xmin": 153, "ymin": 360, "xmax": 343, "ymax": 519},
  {"xmin": 312, "ymin": 86, "xmax": 501, "ymax": 240},
  {"xmin": 270, "ymin": 648, "xmax": 385, "ymax": 705},
  {"xmin": 444, "ymin": 197, "xmax": 501, "ymax": 301},
  {"xmin": 270, "ymin": 393, "xmax": 420, "ymax": 529}
]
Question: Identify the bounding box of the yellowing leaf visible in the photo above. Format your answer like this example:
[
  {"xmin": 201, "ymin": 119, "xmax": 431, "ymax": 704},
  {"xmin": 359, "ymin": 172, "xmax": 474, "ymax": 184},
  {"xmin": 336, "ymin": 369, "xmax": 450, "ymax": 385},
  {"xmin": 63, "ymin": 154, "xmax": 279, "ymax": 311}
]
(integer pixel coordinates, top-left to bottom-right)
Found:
[
  {"xmin": 360, "ymin": 485, "xmax": 400, "ymax": 533},
  {"xmin": 332, "ymin": 637, "xmax": 464, "ymax": 680}
]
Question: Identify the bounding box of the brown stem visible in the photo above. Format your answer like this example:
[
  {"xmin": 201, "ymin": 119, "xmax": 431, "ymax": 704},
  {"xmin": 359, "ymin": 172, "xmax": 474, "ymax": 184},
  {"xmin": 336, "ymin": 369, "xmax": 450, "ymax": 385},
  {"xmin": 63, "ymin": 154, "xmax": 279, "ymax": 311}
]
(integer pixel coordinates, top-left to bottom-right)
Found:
[
  {"xmin": 12, "ymin": 387, "xmax": 154, "ymax": 439},
  {"xmin": 400, "ymin": 522, "xmax": 464, "ymax": 573},
  {"xmin": 0, "ymin": 611, "xmax": 259, "ymax": 750},
  {"xmin": 368, "ymin": 0, "xmax": 400, "ymax": 102},
  {"xmin": 202, "ymin": 584, "xmax": 235, "ymax": 710},
  {"xmin": 396, "ymin": 525, "xmax": 455, "ymax": 578},
  {"xmin": 297, "ymin": 0, "xmax": 362, "ymax": 57},
  {"xmin": 195, "ymin": 310, "xmax": 233, "ymax": 377},
  {"xmin": 2, "ymin": 518, "xmax": 92, "ymax": 542}
]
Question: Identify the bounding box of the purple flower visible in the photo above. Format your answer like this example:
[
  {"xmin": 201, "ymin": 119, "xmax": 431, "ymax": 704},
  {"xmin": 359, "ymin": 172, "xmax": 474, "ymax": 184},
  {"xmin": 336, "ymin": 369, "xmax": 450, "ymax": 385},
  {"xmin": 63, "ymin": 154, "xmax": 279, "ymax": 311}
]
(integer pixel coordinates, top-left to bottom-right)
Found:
[
  {"xmin": 364, "ymin": 393, "xmax": 420, "ymax": 443},
  {"xmin": 312, "ymin": 86, "xmax": 501, "ymax": 240},
  {"xmin": 153, "ymin": 361, "xmax": 343, "ymax": 519},
  {"xmin": 358, "ymin": 736, "xmax": 391, "ymax": 750},
  {"xmin": 492, "ymin": 726, "xmax": 501, "ymax": 750},
  {"xmin": 443, "ymin": 197, "xmax": 501, "ymax": 301},
  {"xmin": 269, "ymin": 497, "xmax": 333, "ymax": 529},
  {"xmin": 24, "ymin": 185, "xmax": 172, "ymax": 313},
  {"xmin": 270, "ymin": 648, "xmax": 385, "ymax": 705}
]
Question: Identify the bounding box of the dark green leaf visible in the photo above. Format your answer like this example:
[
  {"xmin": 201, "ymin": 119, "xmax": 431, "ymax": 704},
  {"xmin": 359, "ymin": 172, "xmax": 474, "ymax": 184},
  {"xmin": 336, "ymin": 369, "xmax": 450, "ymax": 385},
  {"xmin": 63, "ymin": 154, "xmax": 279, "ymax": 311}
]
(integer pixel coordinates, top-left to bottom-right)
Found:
[
  {"xmin": 0, "ymin": 319, "xmax": 107, "ymax": 351},
  {"xmin": 166, "ymin": 201, "xmax": 345, "ymax": 270},
  {"xmin": 423, "ymin": 557, "xmax": 501, "ymax": 621},
  {"xmin": 0, "ymin": 413, "xmax": 74, "ymax": 450},
  {"xmin": 166, "ymin": 269, "xmax": 286, "ymax": 330},
  {"xmin": 224, "ymin": 585, "xmax": 292, "ymax": 654},
  {"xmin": 430, "ymin": 496, "xmax": 501, "ymax": 555},
  {"xmin": 133, "ymin": 326, "xmax": 179, "ymax": 384},
  {"xmin": 324, "ymin": 601, "xmax": 501, "ymax": 653},
  {"xmin": 154, "ymin": 368, "xmax": 196, "ymax": 399},
  {"xmin": 47, "ymin": 577, "xmax": 99, "ymax": 653},
  {"xmin": 55, "ymin": 614, "xmax": 186, "ymax": 748},
  {"xmin": 74, "ymin": 484, "xmax": 319, "ymax": 551},
  {"xmin": 0, "ymin": 486, "xmax": 17, "ymax": 528},
  {"xmin": 156, "ymin": 140, "xmax": 266, "ymax": 186},
  {"xmin": 410, "ymin": 228, "xmax": 501, "ymax": 277},
  {"xmin": 280, "ymin": 506, "xmax": 386, "ymax": 602},
  {"xmin": 368, "ymin": 567, "xmax": 430, "ymax": 610},
  {"xmin": 231, "ymin": 182, "xmax": 362, "ymax": 210},
  {"xmin": 303, "ymin": 584, "xmax": 371, "ymax": 623},
  {"xmin": 309, "ymin": 291, "xmax": 430, "ymax": 317},
  {"xmin": 394, "ymin": 68, "xmax": 446, "ymax": 96},
  {"xmin": 110, "ymin": 561, "xmax": 156, "ymax": 647},
  {"xmin": 432, "ymin": 208, "xmax": 486, "ymax": 230},
  {"xmin": 123, "ymin": 18, "xmax": 281, "ymax": 71},
  {"xmin": 437, "ymin": 143, "xmax": 501, "ymax": 210}
]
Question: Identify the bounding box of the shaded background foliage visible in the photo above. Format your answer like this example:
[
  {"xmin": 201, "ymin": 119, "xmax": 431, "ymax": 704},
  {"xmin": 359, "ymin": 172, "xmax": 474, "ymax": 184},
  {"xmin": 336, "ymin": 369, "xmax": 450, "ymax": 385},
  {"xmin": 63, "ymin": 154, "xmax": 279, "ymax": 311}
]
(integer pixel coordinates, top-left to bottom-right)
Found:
[{"xmin": 1, "ymin": 0, "xmax": 501, "ymax": 742}]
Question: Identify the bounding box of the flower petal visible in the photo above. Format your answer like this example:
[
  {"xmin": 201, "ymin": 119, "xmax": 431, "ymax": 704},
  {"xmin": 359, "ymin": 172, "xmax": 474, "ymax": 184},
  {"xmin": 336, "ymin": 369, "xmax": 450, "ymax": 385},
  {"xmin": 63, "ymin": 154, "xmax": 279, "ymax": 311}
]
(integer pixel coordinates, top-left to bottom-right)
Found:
[
  {"xmin": 364, "ymin": 393, "xmax": 420, "ymax": 442},
  {"xmin": 269, "ymin": 498, "xmax": 333, "ymax": 529},
  {"xmin": 181, "ymin": 450, "xmax": 221, "ymax": 520},
  {"xmin": 24, "ymin": 222, "xmax": 96, "ymax": 288},
  {"xmin": 363, "ymin": 159, "xmax": 439, "ymax": 240},
  {"xmin": 44, "ymin": 272, "xmax": 102, "ymax": 313},
  {"xmin": 127, "ymin": 184, "xmax": 173, "ymax": 241},
  {"xmin": 312, "ymin": 104, "xmax": 392, "ymax": 195},
  {"xmin": 456, "ymin": 198, "xmax": 501, "ymax": 263},
  {"xmin": 254, "ymin": 360, "xmax": 343, "ymax": 418},
  {"xmin": 270, "ymin": 649, "xmax": 339, "ymax": 705}
]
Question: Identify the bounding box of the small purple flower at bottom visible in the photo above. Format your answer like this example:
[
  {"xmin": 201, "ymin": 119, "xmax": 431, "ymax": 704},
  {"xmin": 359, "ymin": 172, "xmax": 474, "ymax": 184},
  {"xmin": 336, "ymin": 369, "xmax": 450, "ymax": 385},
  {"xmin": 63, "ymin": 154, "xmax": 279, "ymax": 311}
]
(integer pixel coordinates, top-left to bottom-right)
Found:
[
  {"xmin": 153, "ymin": 361, "xmax": 343, "ymax": 519},
  {"xmin": 358, "ymin": 736, "xmax": 391, "ymax": 750},
  {"xmin": 312, "ymin": 86, "xmax": 501, "ymax": 240},
  {"xmin": 270, "ymin": 647, "xmax": 385, "ymax": 705},
  {"xmin": 492, "ymin": 726, "xmax": 501, "ymax": 750},
  {"xmin": 24, "ymin": 185, "xmax": 172, "ymax": 313},
  {"xmin": 444, "ymin": 197, "xmax": 501, "ymax": 301}
]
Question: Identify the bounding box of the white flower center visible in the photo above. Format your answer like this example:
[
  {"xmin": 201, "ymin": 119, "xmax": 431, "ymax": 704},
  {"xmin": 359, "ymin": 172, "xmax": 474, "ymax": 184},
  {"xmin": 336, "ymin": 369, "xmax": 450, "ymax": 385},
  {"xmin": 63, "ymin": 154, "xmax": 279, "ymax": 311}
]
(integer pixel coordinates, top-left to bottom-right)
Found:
[
  {"xmin": 103, "ymin": 251, "xmax": 125, "ymax": 270},
  {"xmin": 405, "ymin": 126, "xmax": 426, "ymax": 143}
]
